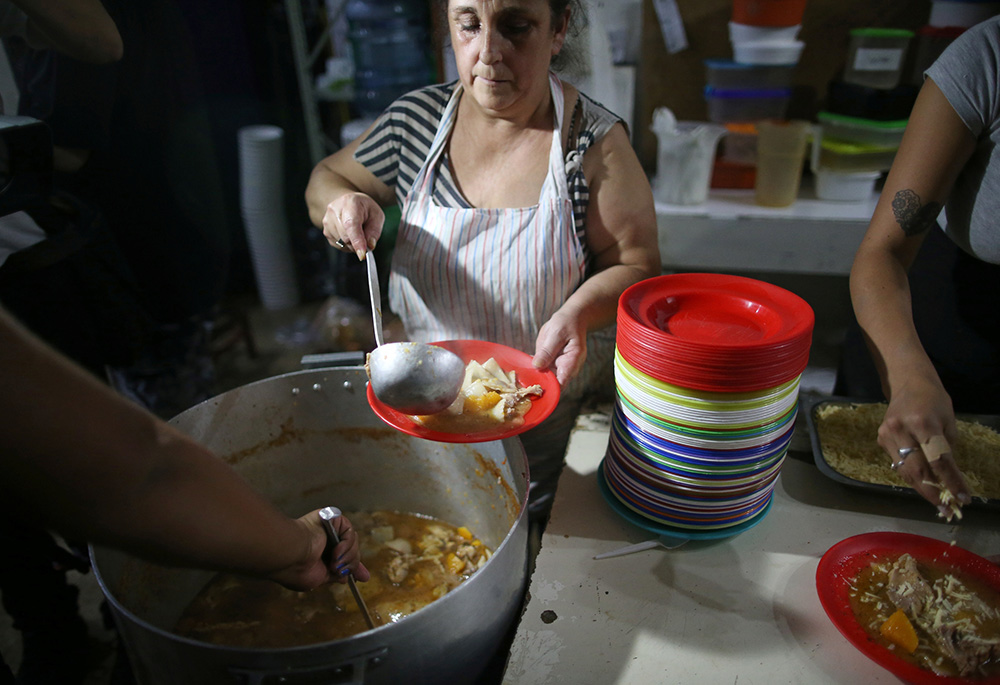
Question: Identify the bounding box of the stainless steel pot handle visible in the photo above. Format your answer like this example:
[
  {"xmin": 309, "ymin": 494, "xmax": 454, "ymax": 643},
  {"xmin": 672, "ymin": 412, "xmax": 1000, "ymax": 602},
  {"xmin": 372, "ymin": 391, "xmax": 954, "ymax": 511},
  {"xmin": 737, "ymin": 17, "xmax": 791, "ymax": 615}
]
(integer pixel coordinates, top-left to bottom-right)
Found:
[
  {"xmin": 300, "ymin": 351, "xmax": 367, "ymax": 369},
  {"xmin": 227, "ymin": 646, "xmax": 388, "ymax": 685}
]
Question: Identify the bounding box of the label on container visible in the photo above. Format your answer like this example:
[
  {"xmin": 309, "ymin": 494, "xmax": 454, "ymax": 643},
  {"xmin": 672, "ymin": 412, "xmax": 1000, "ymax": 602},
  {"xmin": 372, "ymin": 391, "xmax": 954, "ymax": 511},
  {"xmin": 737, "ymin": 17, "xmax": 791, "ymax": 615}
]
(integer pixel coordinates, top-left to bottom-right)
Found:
[{"xmin": 852, "ymin": 47, "xmax": 904, "ymax": 72}]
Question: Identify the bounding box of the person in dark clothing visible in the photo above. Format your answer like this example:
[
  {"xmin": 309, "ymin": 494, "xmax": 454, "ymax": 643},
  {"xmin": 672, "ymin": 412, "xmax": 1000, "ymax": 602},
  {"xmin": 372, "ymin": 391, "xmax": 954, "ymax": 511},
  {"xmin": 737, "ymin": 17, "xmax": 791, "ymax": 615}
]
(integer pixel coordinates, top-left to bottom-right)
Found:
[{"xmin": 0, "ymin": 2, "xmax": 232, "ymax": 682}]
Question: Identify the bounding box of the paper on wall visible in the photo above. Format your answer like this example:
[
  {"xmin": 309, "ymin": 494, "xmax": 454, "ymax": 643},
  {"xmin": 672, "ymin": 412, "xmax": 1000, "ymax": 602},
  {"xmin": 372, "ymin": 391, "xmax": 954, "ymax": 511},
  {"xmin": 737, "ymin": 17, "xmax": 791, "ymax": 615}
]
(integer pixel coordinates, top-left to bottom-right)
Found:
[{"xmin": 652, "ymin": 0, "xmax": 688, "ymax": 54}]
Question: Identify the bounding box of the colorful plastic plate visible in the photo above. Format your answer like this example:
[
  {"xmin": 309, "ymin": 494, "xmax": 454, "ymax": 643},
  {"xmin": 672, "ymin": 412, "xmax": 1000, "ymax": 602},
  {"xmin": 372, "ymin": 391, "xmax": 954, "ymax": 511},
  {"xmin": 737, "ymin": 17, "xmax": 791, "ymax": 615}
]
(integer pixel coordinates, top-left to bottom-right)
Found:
[
  {"xmin": 366, "ymin": 339, "xmax": 560, "ymax": 443},
  {"xmin": 598, "ymin": 458, "xmax": 774, "ymax": 538},
  {"xmin": 816, "ymin": 532, "xmax": 1000, "ymax": 685}
]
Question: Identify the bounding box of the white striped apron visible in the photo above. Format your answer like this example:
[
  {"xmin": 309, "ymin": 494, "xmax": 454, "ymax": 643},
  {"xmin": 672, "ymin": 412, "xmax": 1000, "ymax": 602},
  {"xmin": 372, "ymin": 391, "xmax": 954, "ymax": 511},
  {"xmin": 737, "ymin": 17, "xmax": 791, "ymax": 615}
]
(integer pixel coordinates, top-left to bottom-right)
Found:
[{"xmin": 388, "ymin": 73, "xmax": 585, "ymax": 368}]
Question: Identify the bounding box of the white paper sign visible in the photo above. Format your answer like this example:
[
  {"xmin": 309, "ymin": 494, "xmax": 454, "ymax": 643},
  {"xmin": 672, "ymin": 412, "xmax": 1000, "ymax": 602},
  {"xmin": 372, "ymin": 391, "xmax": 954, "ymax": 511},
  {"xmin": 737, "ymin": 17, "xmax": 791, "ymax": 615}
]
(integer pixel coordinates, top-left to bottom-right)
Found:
[{"xmin": 652, "ymin": 0, "xmax": 688, "ymax": 54}]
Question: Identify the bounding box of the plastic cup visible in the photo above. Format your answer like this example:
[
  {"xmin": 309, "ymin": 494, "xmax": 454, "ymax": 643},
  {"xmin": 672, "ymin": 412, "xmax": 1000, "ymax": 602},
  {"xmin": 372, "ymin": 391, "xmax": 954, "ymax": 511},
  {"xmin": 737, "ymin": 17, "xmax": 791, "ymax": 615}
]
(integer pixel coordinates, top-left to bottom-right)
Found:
[{"xmin": 754, "ymin": 119, "xmax": 812, "ymax": 207}]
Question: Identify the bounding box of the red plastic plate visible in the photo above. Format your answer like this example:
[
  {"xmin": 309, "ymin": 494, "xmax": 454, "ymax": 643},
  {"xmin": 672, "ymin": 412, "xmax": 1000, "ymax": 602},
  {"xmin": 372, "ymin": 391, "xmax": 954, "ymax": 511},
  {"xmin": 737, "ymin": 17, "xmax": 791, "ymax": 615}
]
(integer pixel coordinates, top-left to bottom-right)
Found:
[
  {"xmin": 366, "ymin": 339, "xmax": 560, "ymax": 443},
  {"xmin": 620, "ymin": 273, "xmax": 814, "ymax": 350},
  {"xmin": 816, "ymin": 532, "xmax": 1000, "ymax": 685}
]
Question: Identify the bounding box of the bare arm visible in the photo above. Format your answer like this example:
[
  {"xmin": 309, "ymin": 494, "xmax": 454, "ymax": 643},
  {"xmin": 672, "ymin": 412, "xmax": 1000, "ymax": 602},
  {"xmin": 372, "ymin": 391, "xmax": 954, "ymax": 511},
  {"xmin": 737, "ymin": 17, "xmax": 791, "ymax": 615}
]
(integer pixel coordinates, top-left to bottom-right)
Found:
[
  {"xmin": 305, "ymin": 126, "xmax": 395, "ymax": 261},
  {"xmin": 849, "ymin": 77, "xmax": 975, "ymax": 512},
  {"xmin": 0, "ymin": 307, "xmax": 368, "ymax": 590},
  {"xmin": 14, "ymin": 0, "xmax": 123, "ymax": 63},
  {"xmin": 533, "ymin": 122, "xmax": 661, "ymax": 384}
]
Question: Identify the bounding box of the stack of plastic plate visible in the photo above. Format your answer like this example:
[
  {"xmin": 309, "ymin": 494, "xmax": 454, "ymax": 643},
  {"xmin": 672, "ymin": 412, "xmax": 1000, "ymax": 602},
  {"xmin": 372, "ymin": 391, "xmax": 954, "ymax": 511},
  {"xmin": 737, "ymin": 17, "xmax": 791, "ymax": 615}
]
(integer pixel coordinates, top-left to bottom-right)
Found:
[{"xmin": 601, "ymin": 273, "xmax": 814, "ymax": 539}]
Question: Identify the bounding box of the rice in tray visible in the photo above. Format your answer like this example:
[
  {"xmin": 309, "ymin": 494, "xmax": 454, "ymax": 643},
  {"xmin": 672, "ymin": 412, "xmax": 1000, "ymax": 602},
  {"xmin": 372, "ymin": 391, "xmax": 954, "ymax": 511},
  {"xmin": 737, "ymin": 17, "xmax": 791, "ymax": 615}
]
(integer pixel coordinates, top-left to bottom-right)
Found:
[{"xmin": 814, "ymin": 402, "xmax": 1000, "ymax": 499}]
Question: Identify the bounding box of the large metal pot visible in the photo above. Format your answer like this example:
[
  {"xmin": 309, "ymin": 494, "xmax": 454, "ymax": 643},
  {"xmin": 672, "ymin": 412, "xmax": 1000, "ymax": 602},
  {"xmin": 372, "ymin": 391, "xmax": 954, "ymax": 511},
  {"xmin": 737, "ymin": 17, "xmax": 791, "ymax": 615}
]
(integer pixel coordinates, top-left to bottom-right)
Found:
[{"xmin": 92, "ymin": 366, "xmax": 529, "ymax": 685}]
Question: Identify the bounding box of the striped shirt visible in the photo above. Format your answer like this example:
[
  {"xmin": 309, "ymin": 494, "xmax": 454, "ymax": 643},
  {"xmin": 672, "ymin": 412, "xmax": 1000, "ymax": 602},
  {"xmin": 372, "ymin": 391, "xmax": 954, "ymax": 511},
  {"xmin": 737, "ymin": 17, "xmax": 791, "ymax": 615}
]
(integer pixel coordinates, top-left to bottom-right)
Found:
[{"xmin": 353, "ymin": 80, "xmax": 622, "ymax": 270}]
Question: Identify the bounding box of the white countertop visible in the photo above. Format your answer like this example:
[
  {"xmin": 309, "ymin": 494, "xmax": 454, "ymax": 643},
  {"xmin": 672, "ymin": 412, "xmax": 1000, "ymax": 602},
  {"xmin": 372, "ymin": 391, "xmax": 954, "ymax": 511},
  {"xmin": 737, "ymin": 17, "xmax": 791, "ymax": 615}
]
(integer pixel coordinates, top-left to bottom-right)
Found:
[{"xmin": 504, "ymin": 414, "xmax": 1000, "ymax": 684}]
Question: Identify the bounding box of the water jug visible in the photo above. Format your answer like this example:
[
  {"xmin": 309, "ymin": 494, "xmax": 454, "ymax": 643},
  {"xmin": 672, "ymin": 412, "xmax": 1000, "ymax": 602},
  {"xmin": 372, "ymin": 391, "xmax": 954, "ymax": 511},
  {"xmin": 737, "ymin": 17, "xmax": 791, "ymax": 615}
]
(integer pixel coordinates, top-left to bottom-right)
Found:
[{"xmin": 345, "ymin": 0, "xmax": 434, "ymax": 117}]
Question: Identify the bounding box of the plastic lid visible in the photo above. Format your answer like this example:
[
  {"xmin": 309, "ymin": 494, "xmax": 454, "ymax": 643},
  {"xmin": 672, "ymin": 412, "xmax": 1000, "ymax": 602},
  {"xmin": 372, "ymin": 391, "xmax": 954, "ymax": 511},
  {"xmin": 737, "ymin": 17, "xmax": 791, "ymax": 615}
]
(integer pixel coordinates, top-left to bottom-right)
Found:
[
  {"xmin": 704, "ymin": 58, "xmax": 794, "ymax": 71},
  {"xmin": 849, "ymin": 28, "xmax": 915, "ymax": 38},
  {"xmin": 704, "ymin": 86, "xmax": 793, "ymax": 98},
  {"xmin": 725, "ymin": 122, "xmax": 758, "ymax": 134},
  {"xmin": 817, "ymin": 111, "xmax": 909, "ymax": 129},
  {"xmin": 917, "ymin": 24, "xmax": 967, "ymax": 38}
]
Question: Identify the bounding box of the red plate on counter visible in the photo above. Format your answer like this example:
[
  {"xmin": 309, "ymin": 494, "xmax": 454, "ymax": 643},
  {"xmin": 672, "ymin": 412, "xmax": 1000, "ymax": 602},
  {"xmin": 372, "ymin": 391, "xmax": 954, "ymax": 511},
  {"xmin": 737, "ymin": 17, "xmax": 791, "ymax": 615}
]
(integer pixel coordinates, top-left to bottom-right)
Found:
[
  {"xmin": 367, "ymin": 339, "xmax": 560, "ymax": 443},
  {"xmin": 816, "ymin": 532, "xmax": 1000, "ymax": 685}
]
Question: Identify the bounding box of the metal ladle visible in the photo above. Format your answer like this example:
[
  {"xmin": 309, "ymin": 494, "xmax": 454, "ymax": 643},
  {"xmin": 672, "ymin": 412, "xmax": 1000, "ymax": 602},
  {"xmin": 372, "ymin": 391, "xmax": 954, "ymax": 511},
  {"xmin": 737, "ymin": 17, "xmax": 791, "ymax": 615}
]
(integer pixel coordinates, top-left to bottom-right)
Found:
[
  {"xmin": 318, "ymin": 506, "xmax": 376, "ymax": 630},
  {"xmin": 363, "ymin": 253, "xmax": 465, "ymax": 415}
]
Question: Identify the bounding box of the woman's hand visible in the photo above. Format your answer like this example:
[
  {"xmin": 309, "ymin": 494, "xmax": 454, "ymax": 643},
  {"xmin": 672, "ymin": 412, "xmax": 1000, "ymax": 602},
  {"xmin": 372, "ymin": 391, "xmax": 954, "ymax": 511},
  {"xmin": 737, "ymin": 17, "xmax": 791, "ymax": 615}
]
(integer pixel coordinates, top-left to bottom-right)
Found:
[
  {"xmin": 267, "ymin": 511, "xmax": 370, "ymax": 592},
  {"xmin": 877, "ymin": 373, "xmax": 971, "ymax": 518},
  {"xmin": 533, "ymin": 310, "xmax": 588, "ymax": 387},
  {"xmin": 322, "ymin": 192, "xmax": 384, "ymax": 261}
]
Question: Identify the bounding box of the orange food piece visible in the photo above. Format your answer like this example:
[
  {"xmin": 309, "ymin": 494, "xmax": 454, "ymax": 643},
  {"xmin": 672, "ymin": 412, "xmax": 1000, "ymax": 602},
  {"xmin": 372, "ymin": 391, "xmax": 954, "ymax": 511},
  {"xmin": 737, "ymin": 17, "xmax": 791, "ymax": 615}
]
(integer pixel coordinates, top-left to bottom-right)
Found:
[
  {"xmin": 464, "ymin": 391, "xmax": 501, "ymax": 413},
  {"xmin": 444, "ymin": 553, "xmax": 465, "ymax": 575},
  {"xmin": 880, "ymin": 609, "xmax": 919, "ymax": 654}
]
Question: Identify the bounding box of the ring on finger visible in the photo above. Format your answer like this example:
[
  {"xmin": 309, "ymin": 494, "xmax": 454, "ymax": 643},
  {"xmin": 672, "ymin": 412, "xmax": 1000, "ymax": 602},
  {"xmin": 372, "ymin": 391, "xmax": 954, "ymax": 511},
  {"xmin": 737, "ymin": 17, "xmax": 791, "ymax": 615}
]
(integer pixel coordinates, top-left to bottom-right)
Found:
[
  {"xmin": 333, "ymin": 238, "xmax": 352, "ymax": 253},
  {"xmin": 891, "ymin": 446, "xmax": 918, "ymax": 471}
]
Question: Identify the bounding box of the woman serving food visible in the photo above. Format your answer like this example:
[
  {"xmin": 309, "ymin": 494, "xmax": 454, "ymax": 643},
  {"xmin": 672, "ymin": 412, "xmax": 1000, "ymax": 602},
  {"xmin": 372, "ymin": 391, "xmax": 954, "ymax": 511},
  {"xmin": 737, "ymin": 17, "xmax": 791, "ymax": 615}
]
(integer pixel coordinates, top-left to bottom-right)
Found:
[{"xmin": 306, "ymin": 0, "xmax": 660, "ymax": 519}]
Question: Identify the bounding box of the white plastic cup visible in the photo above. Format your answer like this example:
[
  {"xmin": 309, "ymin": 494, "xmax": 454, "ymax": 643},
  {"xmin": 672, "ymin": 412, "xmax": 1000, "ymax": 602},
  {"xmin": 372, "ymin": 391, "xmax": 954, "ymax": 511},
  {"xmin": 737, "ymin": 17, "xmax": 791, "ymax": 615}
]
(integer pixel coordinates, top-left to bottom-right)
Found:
[{"xmin": 238, "ymin": 125, "xmax": 300, "ymax": 311}]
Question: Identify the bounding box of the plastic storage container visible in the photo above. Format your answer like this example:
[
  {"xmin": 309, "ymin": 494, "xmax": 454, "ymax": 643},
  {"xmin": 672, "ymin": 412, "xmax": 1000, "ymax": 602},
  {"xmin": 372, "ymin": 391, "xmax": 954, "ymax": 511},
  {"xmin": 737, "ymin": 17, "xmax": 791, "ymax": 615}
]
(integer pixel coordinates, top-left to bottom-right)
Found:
[
  {"xmin": 720, "ymin": 122, "xmax": 758, "ymax": 164},
  {"xmin": 346, "ymin": 0, "xmax": 434, "ymax": 117},
  {"xmin": 906, "ymin": 25, "xmax": 965, "ymax": 85},
  {"xmin": 711, "ymin": 158, "xmax": 756, "ymax": 189},
  {"xmin": 732, "ymin": 0, "xmax": 807, "ymax": 27},
  {"xmin": 816, "ymin": 138, "xmax": 897, "ymax": 172},
  {"xmin": 930, "ymin": 0, "xmax": 1000, "ymax": 28},
  {"xmin": 825, "ymin": 79, "xmax": 919, "ymax": 121},
  {"xmin": 814, "ymin": 168, "xmax": 881, "ymax": 201},
  {"xmin": 817, "ymin": 111, "xmax": 908, "ymax": 148},
  {"xmin": 842, "ymin": 28, "xmax": 914, "ymax": 90},
  {"xmin": 704, "ymin": 59, "xmax": 796, "ymax": 89},
  {"xmin": 728, "ymin": 21, "xmax": 800, "ymax": 43},
  {"xmin": 704, "ymin": 87, "xmax": 792, "ymax": 123},
  {"xmin": 732, "ymin": 40, "xmax": 805, "ymax": 65}
]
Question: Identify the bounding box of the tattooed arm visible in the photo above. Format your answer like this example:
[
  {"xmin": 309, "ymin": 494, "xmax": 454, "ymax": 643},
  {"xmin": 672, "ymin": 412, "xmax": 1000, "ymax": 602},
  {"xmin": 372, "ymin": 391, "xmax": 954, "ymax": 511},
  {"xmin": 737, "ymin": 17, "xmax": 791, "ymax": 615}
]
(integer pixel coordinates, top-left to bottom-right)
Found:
[{"xmin": 849, "ymin": 77, "xmax": 976, "ymax": 512}]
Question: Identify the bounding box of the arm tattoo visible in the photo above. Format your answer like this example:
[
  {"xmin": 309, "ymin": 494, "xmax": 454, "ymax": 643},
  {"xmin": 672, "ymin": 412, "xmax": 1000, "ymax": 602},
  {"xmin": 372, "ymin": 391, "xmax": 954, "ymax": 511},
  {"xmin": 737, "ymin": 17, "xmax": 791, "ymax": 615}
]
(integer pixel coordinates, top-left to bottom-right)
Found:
[{"xmin": 891, "ymin": 189, "xmax": 942, "ymax": 237}]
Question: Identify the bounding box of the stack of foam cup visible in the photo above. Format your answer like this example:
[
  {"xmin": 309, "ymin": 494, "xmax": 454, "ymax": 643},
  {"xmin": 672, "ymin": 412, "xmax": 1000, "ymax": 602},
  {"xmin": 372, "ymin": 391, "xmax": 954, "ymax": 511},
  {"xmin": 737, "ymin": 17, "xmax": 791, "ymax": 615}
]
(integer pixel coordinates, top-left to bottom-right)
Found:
[
  {"xmin": 238, "ymin": 125, "xmax": 300, "ymax": 311},
  {"xmin": 600, "ymin": 273, "xmax": 814, "ymax": 538}
]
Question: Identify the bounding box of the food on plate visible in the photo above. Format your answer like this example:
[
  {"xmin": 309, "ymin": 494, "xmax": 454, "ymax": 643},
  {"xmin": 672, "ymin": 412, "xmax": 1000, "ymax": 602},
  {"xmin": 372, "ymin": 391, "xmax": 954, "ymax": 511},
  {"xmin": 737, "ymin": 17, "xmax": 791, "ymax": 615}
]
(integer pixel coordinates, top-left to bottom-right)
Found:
[
  {"xmin": 174, "ymin": 511, "xmax": 492, "ymax": 646},
  {"xmin": 413, "ymin": 357, "xmax": 543, "ymax": 433},
  {"xmin": 814, "ymin": 401, "xmax": 1000, "ymax": 499},
  {"xmin": 849, "ymin": 552, "xmax": 1000, "ymax": 678}
]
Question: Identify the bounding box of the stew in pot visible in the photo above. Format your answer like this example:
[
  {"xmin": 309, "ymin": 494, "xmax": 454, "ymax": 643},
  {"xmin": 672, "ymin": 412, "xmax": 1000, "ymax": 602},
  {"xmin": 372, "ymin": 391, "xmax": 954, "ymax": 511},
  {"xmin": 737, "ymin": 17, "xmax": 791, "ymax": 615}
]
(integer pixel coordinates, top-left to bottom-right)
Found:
[{"xmin": 174, "ymin": 510, "xmax": 492, "ymax": 647}]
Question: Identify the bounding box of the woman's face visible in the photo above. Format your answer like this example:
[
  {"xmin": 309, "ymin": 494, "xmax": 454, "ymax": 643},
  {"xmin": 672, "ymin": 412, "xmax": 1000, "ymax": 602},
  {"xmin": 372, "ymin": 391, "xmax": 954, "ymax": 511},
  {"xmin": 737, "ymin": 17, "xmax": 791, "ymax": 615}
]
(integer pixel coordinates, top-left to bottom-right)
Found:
[{"xmin": 448, "ymin": 0, "xmax": 569, "ymax": 115}]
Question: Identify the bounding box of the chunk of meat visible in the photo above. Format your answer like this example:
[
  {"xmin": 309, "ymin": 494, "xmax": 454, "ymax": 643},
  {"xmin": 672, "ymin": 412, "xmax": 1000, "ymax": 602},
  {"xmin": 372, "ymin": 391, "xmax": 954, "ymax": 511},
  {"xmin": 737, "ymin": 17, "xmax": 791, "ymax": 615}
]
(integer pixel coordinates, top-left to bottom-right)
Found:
[
  {"xmin": 886, "ymin": 554, "xmax": 934, "ymax": 618},
  {"xmin": 385, "ymin": 553, "xmax": 416, "ymax": 584},
  {"xmin": 884, "ymin": 554, "xmax": 1000, "ymax": 677},
  {"xmin": 926, "ymin": 574, "xmax": 1000, "ymax": 676}
]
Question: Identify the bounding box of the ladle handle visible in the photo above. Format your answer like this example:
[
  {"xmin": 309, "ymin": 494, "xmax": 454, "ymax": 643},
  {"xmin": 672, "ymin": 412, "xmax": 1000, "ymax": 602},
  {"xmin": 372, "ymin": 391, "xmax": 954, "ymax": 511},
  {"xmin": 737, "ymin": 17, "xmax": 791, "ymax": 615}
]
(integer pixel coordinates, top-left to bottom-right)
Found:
[
  {"xmin": 366, "ymin": 254, "xmax": 384, "ymax": 348},
  {"xmin": 319, "ymin": 506, "xmax": 376, "ymax": 630}
]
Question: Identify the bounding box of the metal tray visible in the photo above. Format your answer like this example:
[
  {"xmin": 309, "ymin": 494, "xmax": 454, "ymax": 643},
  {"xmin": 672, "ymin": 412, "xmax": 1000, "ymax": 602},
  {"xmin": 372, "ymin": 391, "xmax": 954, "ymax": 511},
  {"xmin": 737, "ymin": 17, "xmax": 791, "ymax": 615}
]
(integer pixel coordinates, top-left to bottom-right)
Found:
[{"xmin": 804, "ymin": 394, "xmax": 1000, "ymax": 510}]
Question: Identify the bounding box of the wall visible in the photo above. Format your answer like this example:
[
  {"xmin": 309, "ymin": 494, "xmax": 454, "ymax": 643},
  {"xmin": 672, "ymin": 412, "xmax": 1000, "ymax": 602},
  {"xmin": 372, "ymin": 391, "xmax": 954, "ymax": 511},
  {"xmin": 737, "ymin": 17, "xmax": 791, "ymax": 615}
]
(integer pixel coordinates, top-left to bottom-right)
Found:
[{"xmin": 633, "ymin": 0, "xmax": 933, "ymax": 171}]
